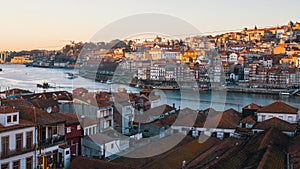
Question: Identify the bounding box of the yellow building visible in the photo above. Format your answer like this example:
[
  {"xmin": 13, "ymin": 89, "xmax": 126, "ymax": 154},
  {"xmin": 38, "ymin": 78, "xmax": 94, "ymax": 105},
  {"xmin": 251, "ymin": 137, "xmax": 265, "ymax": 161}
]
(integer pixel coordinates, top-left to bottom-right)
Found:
[
  {"xmin": 182, "ymin": 50, "xmax": 202, "ymax": 62},
  {"xmin": 280, "ymin": 56, "xmax": 300, "ymax": 67},
  {"xmin": 273, "ymin": 44, "xmax": 287, "ymax": 54},
  {"xmin": 10, "ymin": 56, "xmax": 32, "ymax": 64}
]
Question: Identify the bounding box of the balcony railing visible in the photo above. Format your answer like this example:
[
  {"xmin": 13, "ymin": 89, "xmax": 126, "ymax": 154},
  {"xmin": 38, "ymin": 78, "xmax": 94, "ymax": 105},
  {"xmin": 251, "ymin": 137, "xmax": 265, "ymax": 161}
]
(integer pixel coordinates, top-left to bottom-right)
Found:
[
  {"xmin": 0, "ymin": 144, "xmax": 36, "ymax": 159},
  {"xmin": 40, "ymin": 135, "xmax": 65, "ymax": 147}
]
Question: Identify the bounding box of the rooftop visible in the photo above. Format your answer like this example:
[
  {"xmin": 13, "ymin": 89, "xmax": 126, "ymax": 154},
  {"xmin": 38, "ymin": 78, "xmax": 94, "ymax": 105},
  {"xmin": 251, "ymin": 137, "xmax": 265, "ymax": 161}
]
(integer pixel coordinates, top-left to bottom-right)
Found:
[
  {"xmin": 253, "ymin": 117, "xmax": 297, "ymax": 132},
  {"xmin": 258, "ymin": 101, "xmax": 298, "ymax": 114}
]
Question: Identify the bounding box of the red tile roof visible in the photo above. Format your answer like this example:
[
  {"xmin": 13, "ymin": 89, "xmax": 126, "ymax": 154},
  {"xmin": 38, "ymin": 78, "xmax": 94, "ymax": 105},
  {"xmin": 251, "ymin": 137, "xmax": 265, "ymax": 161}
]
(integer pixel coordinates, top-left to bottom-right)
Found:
[
  {"xmin": 240, "ymin": 115, "xmax": 256, "ymax": 124},
  {"xmin": 0, "ymin": 119, "xmax": 35, "ymax": 132},
  {"xmin": 0, "ymin": 106, "xmax": 18, "ymax": 114},
  {"xmin": 253, "ymin": 117, "xmax": 297, "ymax": 132},
  {"xmin": 17, "ymin": 106, "xmax": 65, "ymax": 125},
  {"xmin": 242, "ymin": 103, "xmax": 262, "ymax": 110},
  {"xmin": 258, "ymin": 101, "xmax": 298, "ymax": 114},
  {"xmin": 68, "ymin": 156, "xmax": 133, "ymax": 169}
]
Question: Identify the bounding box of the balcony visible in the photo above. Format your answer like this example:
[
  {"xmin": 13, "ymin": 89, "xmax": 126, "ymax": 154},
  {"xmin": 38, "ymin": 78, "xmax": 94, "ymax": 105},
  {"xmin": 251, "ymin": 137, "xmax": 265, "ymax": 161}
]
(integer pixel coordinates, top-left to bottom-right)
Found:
[
  {"xmin": 0, "ymin": 144, "xmax": 36, "ymax": 159},
  {"xmin": 40, "ymin": 135, "xmax": 65, "ymax": 147}
]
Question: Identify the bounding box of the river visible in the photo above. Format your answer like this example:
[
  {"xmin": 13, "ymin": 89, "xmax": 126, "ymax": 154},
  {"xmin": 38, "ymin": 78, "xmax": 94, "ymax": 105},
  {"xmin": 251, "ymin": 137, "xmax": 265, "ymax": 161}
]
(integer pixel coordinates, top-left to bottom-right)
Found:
[{"xmin": 1, "ymin": 64, "xmax": 299, "ymax": 111}]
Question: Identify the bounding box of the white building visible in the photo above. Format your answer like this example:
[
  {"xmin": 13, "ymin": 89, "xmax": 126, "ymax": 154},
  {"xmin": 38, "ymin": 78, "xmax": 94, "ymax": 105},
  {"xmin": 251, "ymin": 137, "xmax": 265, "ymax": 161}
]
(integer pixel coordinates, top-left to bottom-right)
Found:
[
  {"xmin": 0, "ymin": 106, "xmax": 36, "ymax": 169},
  {"xmin": 87, "ymin": 133, "xmax": 129, "ymax": 158},
  {"xmin": 228, "ymin": 53, "xmax": 238, "ymax": 64},
  {"xmin": 257, "ymin": 101, "xmax": 299, "ymax": 124}
]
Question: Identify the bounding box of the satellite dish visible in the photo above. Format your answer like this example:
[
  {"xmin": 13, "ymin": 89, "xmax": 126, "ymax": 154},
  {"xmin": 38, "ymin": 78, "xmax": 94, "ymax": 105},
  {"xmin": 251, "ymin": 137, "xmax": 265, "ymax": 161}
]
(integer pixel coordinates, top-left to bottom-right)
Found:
[{"xmin": 46, "ymin": 107, "xmax": 52, "ymax": 113}]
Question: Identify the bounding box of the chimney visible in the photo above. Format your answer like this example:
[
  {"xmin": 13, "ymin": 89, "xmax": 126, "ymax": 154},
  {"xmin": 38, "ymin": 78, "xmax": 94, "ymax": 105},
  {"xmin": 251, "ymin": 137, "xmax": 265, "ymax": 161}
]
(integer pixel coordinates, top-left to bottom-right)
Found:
[{"xmin": 173, "ymin": 103, "xmax": 175, "ymax": 109}]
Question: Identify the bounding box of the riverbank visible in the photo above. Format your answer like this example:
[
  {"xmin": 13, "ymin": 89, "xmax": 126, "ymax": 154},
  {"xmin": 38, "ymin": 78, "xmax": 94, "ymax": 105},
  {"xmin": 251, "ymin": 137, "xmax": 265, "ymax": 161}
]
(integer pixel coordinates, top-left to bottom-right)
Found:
[{"xmin": 224, "ymin": 86, "xmax": 292, "ymax": 95}]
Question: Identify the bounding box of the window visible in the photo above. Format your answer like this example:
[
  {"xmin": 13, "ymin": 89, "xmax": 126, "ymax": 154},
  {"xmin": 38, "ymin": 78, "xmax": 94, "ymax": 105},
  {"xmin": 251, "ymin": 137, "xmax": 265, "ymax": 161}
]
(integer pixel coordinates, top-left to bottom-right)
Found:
[
  {"xmin": 85, "ymin": 128, "xmax": 88, "ymax": 136},
  {"xmin": 92, "ymin": 127, "xmax": 95, "ymax": 135},
  {"xmin": 66, "ymin": 150, "xmax": 70, "ymax": 155},
  {"xmin": 77, "ymin": 125, "xmax": 81, "ymax": 130},
  {"xmin": 1, "ymin": 163, "xmax": 9, "ymax": 169},
  {"xmin": 108, "ymin": 120, "xmax": 112, "ymax": 127},
  {"xmin": 288, "ymin": 116, "xmax": 293, "ymax": 122},
  {"xmin": 16, "ymin": 133, "xmax": 23, "ymax": 152},
  {"xmin": 7, "ymin": 116, "xmax": 11, "ymax": 123},
  {"xmin": 89, "ymin": 128, "xmax": 92, "ymax": 135},
  {"xmin": 13, "ymin": 160, "xmax": 20, "ymax": 169},
  {"xmin": 1, "ymin": 136, "xmax": 9, "ymax": 156},
  {"xmin": 111, "ymin": 143, "xmax": 114, "ymax": 149},
  {"xmin": 26, "ymin": 131, "xmax": 33, "ymax": 149},
  {"xmin": 13, "ymin": 115, "xmax": 17, "ymax": 122},
  {"xmin": 279, "ymin": 116, "xmax": 284, "ymax": 120},
  {"xmin": 261, "ymin": 115, "xmax": 266, "ymax": 121},
  {"xmin": 53, "ymin": 126, "xmax": 58, "ymax": 135},
  {"xmin": 71, "ymin": 139, "xmax": 76, "ymax": 145},
  {"xmin": 26, "ymin": 157, "xmax": 33, "ymax": 169},
  {"xmin": 67, "ymin": 127, "xmax": 71, "ymax": 133}
]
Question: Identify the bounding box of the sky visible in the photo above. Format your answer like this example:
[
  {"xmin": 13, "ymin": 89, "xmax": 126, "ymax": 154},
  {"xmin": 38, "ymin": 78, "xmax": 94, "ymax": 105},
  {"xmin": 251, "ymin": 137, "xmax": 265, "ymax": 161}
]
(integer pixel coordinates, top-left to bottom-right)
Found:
[{"xmin": 0, "ymin": 0, "xmax": 300, "ymax": 51}]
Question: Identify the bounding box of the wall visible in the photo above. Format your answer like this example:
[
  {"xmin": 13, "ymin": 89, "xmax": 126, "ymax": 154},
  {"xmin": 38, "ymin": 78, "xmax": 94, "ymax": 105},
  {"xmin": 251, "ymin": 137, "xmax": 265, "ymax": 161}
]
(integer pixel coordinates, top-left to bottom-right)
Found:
[{"xmin": 257, "ymin": 112, "xmax": 298, "ymax": 123}]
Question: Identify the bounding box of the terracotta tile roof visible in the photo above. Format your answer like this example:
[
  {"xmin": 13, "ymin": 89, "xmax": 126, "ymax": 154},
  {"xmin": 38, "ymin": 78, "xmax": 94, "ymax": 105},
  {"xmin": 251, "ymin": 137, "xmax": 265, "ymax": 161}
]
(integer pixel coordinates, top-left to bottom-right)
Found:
[
  {"xmin": 1, "ymin": 99, "xmax": 33, "ymax": 108},
  {"xmin": 253, "ymin": 117, "xmax": 297, "ymax": 132},
  {"xmin": 74, "ymin": 93, "xmax": 112, "ymax": 108},
  {"xmin": 56, "ymin": 113, "xmax": 80, "ymax": 125},
  {"xmin": 0, "ymin": 119, "xmax": 35, "ymax": 132},
  {"xmin": 206, "ymin": 108, "xmax": 241, "ymax": 129},
  {"xmin": 21, "ymin": 91, "xmax": 72, "ymax": 101},
  {"xmin": 200, "ymin": 128, "xmax": 288, "ymax": 169},
  {"xmin": 17, "ymin": 106, "xmax": 65, "ymax": 125},
  {"xmin": 240, "ymin": 115, "xmax": 256, "ymax": 124},
  {"xmin": 0, "ymin": 88, "xmax": 33, "ymax": 96},
  {"xmin": 72, "ymin": 87, "xmax": 88, "ymax": 95},
  {"xmin": 134, "ymin": 104, "xmax": 174, "ymax": 123},
  {"xmin": 113, "ymin": 134, "xmax": 213, "ymax": 169},
  {"xmin": 258, "ymin": 101, "xmax": 298, "ymax": 114},
  {"xmin": 30, "ymin": 98, "xmax": 59, "ymax": 109},
  {"xmin": 242, "ymin": 103, "xmax": 262, "ymax": 110},
  {"xmin": 0, "ymin": 106, "xmax": 18, "ymax": 114},
  {"xmin": 68, "ymin": 156, "xmax": 133, "ymax": 169}
]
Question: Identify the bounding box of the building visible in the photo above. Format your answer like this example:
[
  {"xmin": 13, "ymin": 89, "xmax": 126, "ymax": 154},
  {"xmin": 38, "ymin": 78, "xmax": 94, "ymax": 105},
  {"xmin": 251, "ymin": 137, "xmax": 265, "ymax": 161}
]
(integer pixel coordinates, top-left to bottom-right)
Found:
[
  {"xmin": 257, "ymin": 101, "xmax": 299, "ymax": 123},
  {"xmin": 0, "ymin": 51, "xmax": 9, "ymax": 63},
  {"xmin": 57, "ymin": 113, "xmax": 83, "ymax": 158},
  {"xmin": 17, "ymin": 106, "xmax": 69, "ymax": 169},
  {"xmin": 9, "ymin": 56, "xmax": 31, "ymax": 64},
  {"xmin": 242, "ymin": 103, "xmax": 262, "ymax": 118},
  {"xmin": 0, "ymin": 106, "xmax": 36, "ymax": 169},
  {"xmin": 252, "ymin": 117, "xmax": 298, "ymax": 136},
  {"xmin": 85, "ymin": 132, "xmax": 129, "ymax": 158}
]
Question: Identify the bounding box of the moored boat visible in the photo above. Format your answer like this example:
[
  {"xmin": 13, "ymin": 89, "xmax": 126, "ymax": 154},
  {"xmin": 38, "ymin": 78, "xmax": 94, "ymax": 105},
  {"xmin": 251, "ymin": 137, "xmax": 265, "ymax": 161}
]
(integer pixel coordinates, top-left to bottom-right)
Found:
[
  {"xmin": 64, "ymin": 72, "xmax": 78, "ymax": 79},
  {"xmin": 37, "ymin": 82, "xmax": 54, "ymax": 89}
]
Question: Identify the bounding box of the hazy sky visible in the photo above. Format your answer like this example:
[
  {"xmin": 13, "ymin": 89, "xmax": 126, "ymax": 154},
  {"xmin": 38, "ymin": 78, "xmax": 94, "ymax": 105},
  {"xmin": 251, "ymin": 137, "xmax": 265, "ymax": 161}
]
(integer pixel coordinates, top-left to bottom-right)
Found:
[{"xmin": 1, "ymin": 0, "xmax": 300, "ymax": 51}]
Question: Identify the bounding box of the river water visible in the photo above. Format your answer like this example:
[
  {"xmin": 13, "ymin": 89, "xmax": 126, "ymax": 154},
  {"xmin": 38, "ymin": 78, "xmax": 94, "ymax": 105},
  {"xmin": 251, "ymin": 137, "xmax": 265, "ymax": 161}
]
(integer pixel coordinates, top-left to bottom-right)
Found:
[{"xmin": 1, "ymin": 64, "xmax": 299, "ymax": 111}]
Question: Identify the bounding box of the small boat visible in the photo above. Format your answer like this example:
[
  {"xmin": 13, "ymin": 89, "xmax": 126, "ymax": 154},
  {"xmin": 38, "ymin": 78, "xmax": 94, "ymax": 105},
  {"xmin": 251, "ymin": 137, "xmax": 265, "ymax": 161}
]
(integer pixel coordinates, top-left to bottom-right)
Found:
[
  {"xmin": 106, "ymin": 80, "xmax": 112, "ymax": 84},
  {"xmin": 37, "ymin": 82, "xmax": 54, "ymax": 89},
  {"xmin": 153, "ymin": 86, "xmax": 180, "ymax": 90},
  {"xmin": 279, "ymin": 91, "xmax": 290, "ymax": 96},
  {"xmin": 64, "ymin": 72, "xmax": 77, "ymax": 79}
]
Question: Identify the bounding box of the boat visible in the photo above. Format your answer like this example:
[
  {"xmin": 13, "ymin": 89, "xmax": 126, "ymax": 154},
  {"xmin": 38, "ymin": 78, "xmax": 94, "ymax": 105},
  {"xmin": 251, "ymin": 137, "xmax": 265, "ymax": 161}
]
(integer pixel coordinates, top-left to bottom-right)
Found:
[
  {"xmin": 153, "ymin": 86, "xmax": 180, "ymax": 90},
  {"xmin": 0, "ymin": 68, "xmax": 2, "ymax": 72},
  {"xmin": 64, "ymin": 72, "xmax": 78, "ymax": 79},
  {"xmin": 106, "ymin": 80, "xmax": 112, "ymax": 84},
  {"xmin": 279, "ymin": 91, "xmax": 290, "ymax": 96},
  {"xmin": 37, "ymin": 82, "xmax": 54, "ymax": 89}
]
